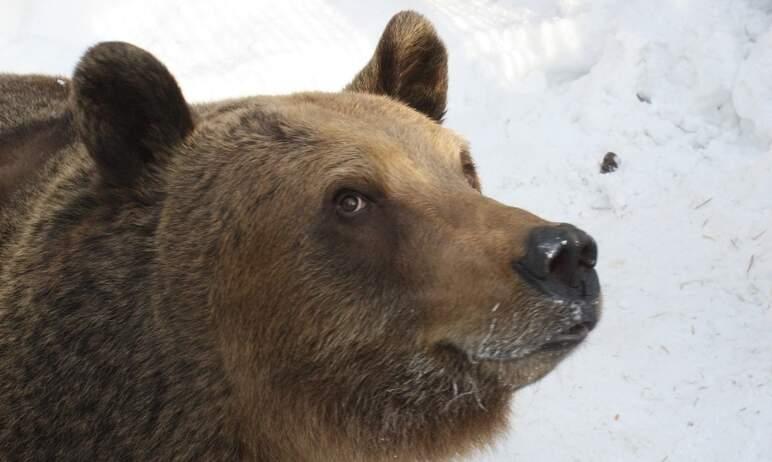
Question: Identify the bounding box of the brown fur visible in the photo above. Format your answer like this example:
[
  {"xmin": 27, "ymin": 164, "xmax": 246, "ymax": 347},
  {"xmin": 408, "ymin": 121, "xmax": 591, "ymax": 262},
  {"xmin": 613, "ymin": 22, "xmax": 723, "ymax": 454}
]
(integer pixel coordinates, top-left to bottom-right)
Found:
[
  {"xmin": 0, "ymin": 11, "xmax": 599, "ymax": 462},
  {"xmin": 346, "ymin": 12, "xmax": 448, "ymax": 122}
]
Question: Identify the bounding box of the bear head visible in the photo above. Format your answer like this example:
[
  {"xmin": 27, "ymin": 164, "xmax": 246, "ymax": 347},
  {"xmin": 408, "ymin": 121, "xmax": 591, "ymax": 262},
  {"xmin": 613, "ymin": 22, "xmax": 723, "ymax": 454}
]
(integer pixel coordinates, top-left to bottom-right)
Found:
[{"xmin": 70, "ymin": 11, "xmax": 601, "ymax": 461}]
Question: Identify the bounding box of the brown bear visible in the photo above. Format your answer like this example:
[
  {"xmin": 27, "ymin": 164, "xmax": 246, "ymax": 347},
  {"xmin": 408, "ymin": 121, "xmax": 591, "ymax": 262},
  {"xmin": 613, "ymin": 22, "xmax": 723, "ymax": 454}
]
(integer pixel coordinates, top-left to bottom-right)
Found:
[{"xmin": 0, "ymin": 11, "xmax": 601, "ymax": 462}]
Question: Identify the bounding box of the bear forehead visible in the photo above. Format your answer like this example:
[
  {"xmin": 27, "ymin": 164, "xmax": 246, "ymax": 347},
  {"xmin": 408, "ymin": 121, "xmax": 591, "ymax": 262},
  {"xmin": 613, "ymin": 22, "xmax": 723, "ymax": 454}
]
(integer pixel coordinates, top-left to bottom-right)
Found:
[{"xmin": 193, "ymin": 91, "xmax": 469, "ymax": 181}]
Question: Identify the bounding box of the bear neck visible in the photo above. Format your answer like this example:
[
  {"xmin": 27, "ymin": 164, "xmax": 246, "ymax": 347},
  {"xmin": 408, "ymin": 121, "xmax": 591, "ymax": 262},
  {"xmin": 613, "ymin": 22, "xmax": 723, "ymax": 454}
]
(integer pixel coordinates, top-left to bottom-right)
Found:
[{"xmin": 0, "ymin": 142, "xmax": 242, "ymax": 459}]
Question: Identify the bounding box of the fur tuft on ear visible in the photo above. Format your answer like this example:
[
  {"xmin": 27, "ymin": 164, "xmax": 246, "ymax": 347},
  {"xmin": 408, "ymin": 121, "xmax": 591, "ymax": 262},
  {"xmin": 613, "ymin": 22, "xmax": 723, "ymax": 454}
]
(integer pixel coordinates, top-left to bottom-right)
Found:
[
  {"xmin": 71, "ymin": 42, "xmax": 193, "ymax": 186},
  {"xmin": 346, "ymin": 11, "xmax": 448, "ymax": 123}
]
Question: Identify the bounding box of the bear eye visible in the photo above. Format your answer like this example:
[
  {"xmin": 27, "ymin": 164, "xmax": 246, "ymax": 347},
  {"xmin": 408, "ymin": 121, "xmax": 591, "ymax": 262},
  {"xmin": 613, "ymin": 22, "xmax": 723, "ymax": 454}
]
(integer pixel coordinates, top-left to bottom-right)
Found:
[
  {"xmin": 462, "ymin": 162, "xmax": 480, "ymax": 191},
  {"xmin": 460, "ymin": 149, "xmax": 481, "ymax": 191},
  {"xmin": 336, "ymin": 191, "xmax": 368, "ymax": 216}
]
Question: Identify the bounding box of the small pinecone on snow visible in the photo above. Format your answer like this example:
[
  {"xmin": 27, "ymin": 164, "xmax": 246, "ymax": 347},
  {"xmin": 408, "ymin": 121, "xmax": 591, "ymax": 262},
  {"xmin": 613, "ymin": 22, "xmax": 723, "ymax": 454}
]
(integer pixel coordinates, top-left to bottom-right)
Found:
[{"xmin": 600, "ymin": 152, "xmax": 619, "ymax": 174}]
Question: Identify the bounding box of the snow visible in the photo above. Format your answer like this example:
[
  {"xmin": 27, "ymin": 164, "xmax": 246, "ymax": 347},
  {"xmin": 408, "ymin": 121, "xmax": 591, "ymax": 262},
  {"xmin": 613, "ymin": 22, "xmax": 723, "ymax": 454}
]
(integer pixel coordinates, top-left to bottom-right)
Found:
[
  {"xmin": 735, "ymin": 27, "xmax": 772, "ymax": 144},
  {"xmin": 2, "ymin": 0, "xmax": 771, "ymax": 460}
]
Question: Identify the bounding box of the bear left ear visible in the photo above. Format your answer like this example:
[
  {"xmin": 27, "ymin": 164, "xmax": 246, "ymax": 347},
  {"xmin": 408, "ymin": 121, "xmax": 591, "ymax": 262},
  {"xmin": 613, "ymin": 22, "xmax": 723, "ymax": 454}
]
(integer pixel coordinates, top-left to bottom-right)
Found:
[
  {"xmin": 72, "ymin": 42, "xmax": 193, "ymax": 186},
  {"xmin": 346, "ymin": 11, "xmax": 448, "ymax": 123}
]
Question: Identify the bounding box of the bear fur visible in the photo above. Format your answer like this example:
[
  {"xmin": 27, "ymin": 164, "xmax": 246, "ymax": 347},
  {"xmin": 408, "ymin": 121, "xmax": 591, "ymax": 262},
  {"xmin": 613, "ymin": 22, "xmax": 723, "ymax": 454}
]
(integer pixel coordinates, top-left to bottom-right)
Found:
[{"xmin": 0, "ymin": 11, "xmax": 600, "ymax": 462}]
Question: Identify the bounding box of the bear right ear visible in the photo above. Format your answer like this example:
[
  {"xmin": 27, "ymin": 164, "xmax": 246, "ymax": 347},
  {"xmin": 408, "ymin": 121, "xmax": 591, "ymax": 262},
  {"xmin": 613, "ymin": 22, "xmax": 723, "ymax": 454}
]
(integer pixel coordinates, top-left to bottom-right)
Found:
[
  {"xmin": 72, "ymin": 42, "xmax": 193, "ymax": 186},
  {"xmin": 345, "ymin": 11, "xmax": 448, "ymax": 123}
]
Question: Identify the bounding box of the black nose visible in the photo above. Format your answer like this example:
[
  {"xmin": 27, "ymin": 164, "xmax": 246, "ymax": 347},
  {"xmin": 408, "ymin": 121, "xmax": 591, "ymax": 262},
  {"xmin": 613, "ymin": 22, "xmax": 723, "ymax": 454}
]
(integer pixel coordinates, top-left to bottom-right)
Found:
[{"xmin": 516, "ymin": 224, "xmax": 600, "ymax": 300}]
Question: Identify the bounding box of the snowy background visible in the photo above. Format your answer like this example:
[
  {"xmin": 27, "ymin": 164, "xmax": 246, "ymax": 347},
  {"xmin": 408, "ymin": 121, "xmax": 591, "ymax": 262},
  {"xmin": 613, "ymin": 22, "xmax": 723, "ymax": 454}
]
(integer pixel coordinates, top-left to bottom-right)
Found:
[{"xmin": 2, "ymin": 0, "xmax": 771, "ymax": 460}]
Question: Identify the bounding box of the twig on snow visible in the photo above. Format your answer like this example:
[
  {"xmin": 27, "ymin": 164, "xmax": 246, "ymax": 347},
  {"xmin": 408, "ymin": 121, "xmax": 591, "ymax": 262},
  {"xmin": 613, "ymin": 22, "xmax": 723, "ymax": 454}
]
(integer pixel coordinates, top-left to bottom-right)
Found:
[{"xmin": 694, "ymin": 198, "xmax": 713, "ymax": 209}]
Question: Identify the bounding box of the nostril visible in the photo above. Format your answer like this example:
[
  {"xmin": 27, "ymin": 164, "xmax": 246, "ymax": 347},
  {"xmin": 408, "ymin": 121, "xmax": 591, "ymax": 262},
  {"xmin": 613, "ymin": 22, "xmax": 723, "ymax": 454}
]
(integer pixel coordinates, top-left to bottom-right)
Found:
[
  {"xmin": 548, "ymin": 245, "xmax": 578, "ymax": 288},
  {"xmin": 580, "ymin": 236, "xmax": 598, "ymax": 268}
]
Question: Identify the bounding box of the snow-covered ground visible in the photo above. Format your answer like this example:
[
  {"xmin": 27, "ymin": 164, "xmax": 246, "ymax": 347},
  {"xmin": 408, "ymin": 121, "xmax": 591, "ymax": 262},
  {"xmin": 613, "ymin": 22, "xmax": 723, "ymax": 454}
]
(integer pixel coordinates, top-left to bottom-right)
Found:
[{"xmin": 2, "ymin": 0, "xmax": 771, "ymax": 460}]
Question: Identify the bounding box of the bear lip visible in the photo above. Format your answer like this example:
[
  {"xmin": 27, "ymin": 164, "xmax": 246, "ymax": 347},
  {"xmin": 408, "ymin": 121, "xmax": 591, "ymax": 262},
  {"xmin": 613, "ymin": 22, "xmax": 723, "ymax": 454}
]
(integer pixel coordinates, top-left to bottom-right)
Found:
[
  {"xmin": 534, "ymin": 324, "xmax": 590, "ymax": 353},
  {"xmin": 461, "ymin": 323, "xmax": 591, "ymax": 364}
]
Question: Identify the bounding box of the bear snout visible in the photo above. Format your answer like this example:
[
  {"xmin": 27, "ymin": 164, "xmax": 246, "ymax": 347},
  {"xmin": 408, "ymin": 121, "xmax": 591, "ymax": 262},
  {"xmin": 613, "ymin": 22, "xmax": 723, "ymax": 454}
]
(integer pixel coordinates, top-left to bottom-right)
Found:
[{"xmin": 515, "ymin": 223, "xmax": 601, "ymax": 305}]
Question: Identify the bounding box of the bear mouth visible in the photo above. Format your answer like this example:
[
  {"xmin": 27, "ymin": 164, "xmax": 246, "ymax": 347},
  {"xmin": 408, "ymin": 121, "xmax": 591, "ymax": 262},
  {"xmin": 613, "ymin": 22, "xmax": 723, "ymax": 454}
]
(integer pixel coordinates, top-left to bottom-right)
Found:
[
  {"xmin": 458, "ymin": 322, "xmax": 592, "ymax": 365},
  {"xmin": 531, "ymin": 323, "xmax": 590, "ymax": 354}
]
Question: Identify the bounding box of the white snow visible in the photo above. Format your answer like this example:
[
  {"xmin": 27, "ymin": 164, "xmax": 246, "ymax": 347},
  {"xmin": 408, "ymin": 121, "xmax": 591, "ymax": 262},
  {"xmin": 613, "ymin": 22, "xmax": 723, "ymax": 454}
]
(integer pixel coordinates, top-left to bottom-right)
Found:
[{"xmin": 2, "ymin": 0, "xmax": 771, "ymax": 460}]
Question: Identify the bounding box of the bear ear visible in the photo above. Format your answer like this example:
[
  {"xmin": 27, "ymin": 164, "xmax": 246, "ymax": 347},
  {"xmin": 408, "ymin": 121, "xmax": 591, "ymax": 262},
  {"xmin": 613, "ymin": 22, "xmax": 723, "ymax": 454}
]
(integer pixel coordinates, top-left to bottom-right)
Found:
[
  {"xmin": 345, "ymin": 11, "xmax": 448, "ymax": 123},
  {"xmin": 72, "ymin": 42, "xmax": 193, "ymax": 186}
]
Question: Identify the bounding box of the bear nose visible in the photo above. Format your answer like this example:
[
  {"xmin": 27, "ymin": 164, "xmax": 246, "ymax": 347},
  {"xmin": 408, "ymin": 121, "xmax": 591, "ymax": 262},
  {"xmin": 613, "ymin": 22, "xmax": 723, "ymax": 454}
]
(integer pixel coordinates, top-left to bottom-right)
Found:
[{"xmin": 516, "ymin": 224, "xmax": 599, "ymax": 300}]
